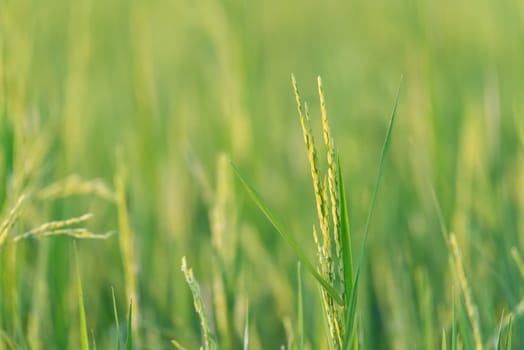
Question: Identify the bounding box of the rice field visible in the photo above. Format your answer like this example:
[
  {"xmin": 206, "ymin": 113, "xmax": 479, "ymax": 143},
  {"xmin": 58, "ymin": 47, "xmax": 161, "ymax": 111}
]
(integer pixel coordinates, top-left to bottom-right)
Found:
[{"xmin": 1, "ymin": 0, "xmax": 524, "ymax": 349}]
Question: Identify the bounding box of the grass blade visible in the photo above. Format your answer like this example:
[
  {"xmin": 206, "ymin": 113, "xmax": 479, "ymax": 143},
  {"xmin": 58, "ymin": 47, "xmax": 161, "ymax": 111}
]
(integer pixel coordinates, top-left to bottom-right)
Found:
[
  {"xmin": 457, "ymin": 298, "xmax": 475, "ymax": 350},
  {"xmin": 91, "ymin": 330, "xmax": 97, "ymax": 350},
  {"xmin": 452, "ymin": 290, "xmax": 457, "ymax": 350},
  {"xmin": 338, "ymin": 158, "xmax": 354, "ymax": 305},
  {"xmin": 115, "ymin": 159, "xmax": 139, "ymax": 336},
  {"xmin": 359, "ymin": 77, "xmax": 402, "ymax": 258},
  {"xmin": 111, "ymin": 287, "xmax": 121, "ymax": 350},
  {"xmin": 338, "ymin": 159, "xmax": 359, "ymax": 350},
  {"xmin": 450, "ymin": 234, "xmax": 482, "ymax": 350},
  {"xmin": 126, "ymin": 301, "xmax": 133, "ymax": 350},
  {"xmin": 496, "ymin": 310, "xmax": 505, "ymax": 350},
  {"xmin": 74, "ymin": 243, "xmax": 90, "ymax": 350},
  {"xmin": 341, "ymin": 78, "xmax": 402, "ymax": 349},
  {"xmin": 231, "ymin": 162, "xmax": 343, "ymax": 305},
  {"xmin": 171, "ymin": 339, "xmax": 190, "ymax": 350},
  {"xmin": 297, "ymin": 262, "xmax": 304, "ymax": 350},
  {"xmin": 243, "ymin": 300, "xmax": 249, "ymax": 350},
  {"xmin": 505, "ymin": 316, "xmax": 513, "ymax": 350},
  {"xmin": 342, "ymin": 268, "xmax": 361, "ymax": 350}
]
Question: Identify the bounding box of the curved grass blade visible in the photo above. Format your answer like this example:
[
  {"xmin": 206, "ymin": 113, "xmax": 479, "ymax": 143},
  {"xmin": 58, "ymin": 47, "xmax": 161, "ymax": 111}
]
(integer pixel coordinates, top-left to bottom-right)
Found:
[{"xmin": 231, "ymin": 162, "xmax": 343, "ymax": 305}]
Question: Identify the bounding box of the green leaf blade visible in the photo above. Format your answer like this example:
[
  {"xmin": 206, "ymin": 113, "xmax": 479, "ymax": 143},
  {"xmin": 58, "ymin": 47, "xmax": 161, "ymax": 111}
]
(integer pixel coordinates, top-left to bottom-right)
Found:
[
  {"xmin": 126, "ymin": 301, "xmax": 133, "ymax": 350},
  {"xmin": 337, "ymin": 158, "xmax": 353, "ymax": 308},
  {"xmin": 75, "ymin": 243, "xmax": 90, "ymax": 350},
  {"xmin": 231, "ymin": 162, "xmax": 343, "ymax": 305}
]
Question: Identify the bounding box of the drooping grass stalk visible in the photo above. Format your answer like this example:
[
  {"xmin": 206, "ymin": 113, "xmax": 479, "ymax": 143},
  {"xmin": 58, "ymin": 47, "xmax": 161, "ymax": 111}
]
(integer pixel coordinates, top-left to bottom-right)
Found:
[
  {"xmin": 15, "ymin": 228, "xmax": 115, "ymax": 241},
  {"xmin": 13, "ymin": 213, "xmax": 114, "ymax": 242},
  {"xmin": 449, "ymin": 234, "xmax": 482, "ymax": 350},
  {"xmin": 37, "ymin": 175, "xmax": 116, "ymax": 202},
  {"xmin": 181, "ymin": 256, "xmax": 216, "ymax": 350},
  {"xmin": 0, "ymin": 195, "xmax": 26, "ymax": 247},
  {"xmin": 20, "ymin": 213, "xmax": 93, "ymax": 235}
]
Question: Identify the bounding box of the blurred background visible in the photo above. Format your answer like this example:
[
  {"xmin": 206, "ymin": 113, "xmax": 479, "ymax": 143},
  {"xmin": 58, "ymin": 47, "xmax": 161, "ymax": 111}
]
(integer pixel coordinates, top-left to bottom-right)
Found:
[{"xmin": 1, "ymin": 0, "xmax": 524, "ymax": 348}]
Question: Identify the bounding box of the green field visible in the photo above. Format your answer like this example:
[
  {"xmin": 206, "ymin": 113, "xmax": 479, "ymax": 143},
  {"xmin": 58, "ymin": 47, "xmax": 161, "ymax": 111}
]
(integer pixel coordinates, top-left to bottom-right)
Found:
[{"xmin": 1, "ymin": 0, "xmax": 524, "ymax": 349}]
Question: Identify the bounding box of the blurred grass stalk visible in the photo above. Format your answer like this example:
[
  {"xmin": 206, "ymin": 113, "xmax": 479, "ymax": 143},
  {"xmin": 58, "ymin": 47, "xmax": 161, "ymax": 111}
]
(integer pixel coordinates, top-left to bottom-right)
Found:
[
  {"xmin": 183, "ymin": 151, "xmax": 247, "ymax": 349},
  {"xmin": 115, "ymin": 156, "xmax": 140, "ymax": 338}
]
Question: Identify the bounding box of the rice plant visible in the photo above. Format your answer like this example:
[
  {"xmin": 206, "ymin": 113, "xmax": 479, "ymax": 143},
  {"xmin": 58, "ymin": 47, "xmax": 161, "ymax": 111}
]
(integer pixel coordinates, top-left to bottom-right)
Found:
[
  {"xmin": 2, "ymin": 0, "xmax": 524, "ymax": 348},
  {"xmin": 234, "ymin": 75, "xmax": 400, "ymax": 349}
]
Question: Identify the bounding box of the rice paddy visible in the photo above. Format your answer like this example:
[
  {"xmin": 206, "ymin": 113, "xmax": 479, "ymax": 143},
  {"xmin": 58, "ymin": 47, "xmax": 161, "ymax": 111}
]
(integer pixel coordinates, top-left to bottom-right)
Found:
[{"xmin": 1, "ymin": 0, "xmax": 524, "ymax": 349}]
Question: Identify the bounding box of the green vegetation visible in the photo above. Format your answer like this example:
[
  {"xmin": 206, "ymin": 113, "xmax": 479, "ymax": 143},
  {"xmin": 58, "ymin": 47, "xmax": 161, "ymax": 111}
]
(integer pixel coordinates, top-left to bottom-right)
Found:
[{"xmin": 1, "ymin": 0, "xmax": 524, "ymax": 349}]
